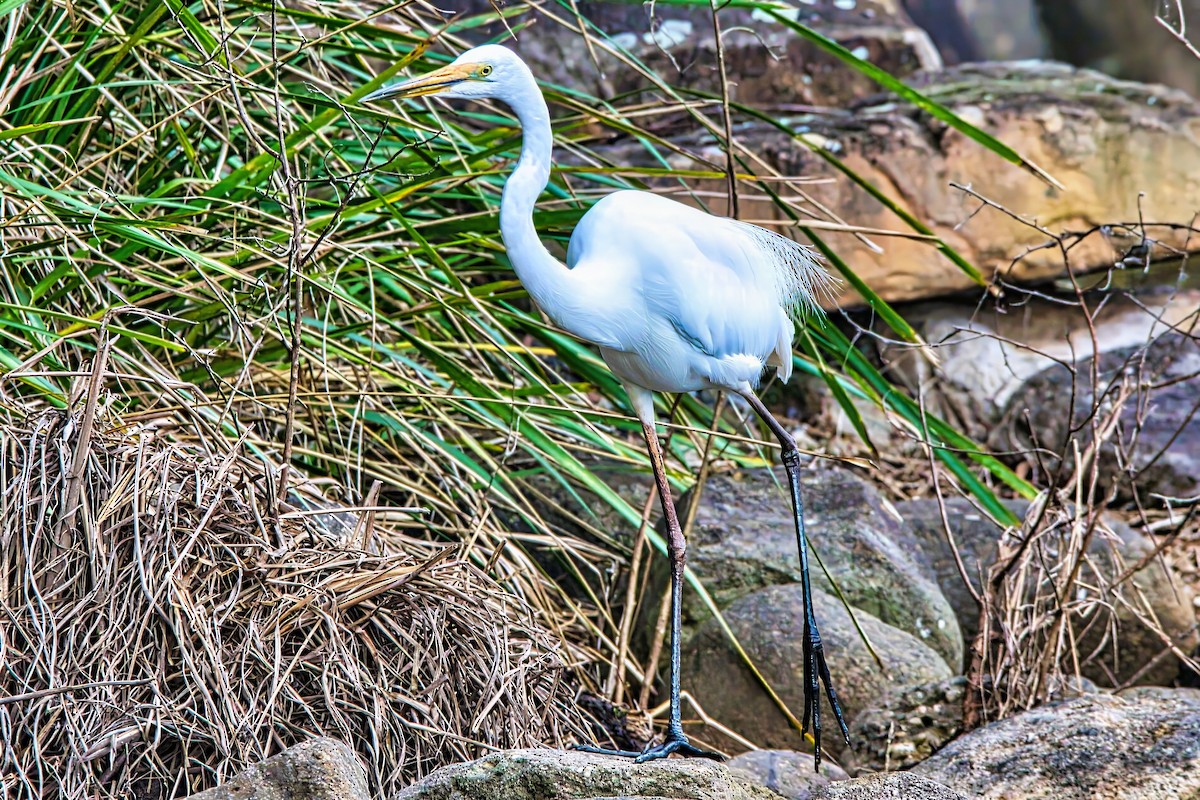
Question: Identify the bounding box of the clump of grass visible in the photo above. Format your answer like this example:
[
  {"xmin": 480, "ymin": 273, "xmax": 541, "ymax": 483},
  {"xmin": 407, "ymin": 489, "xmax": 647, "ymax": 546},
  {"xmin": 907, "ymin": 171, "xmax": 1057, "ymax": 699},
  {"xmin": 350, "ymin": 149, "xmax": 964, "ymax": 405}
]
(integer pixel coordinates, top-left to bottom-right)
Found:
[{"xmin": 0, "ymin": 381, "xmax": 595, "ymax": 799}]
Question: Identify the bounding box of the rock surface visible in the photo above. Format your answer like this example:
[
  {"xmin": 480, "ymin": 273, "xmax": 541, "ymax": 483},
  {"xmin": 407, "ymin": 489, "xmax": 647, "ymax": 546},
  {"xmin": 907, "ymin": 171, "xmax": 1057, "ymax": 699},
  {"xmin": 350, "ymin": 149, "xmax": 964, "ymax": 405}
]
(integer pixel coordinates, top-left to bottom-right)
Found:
[
  {"xmin": 593, "ymin": 62, "xmax": 1200, "ymax": 306},
  {"xmin": 878, "ymin": 288, "xmax": 1200, "ymax": 440},
  {"xmin": 912, "ymin": 691, "xmax": 1200, "ymax": 799},
  {"xmin": 811, "ymin": 772, "xmax": 967, "ymax": 800},
  {"xmin": 843, "ymin": 677, "xmax": 965, "ymax": 774},
  {"xmin": 889, "ymin": 497, "xmax": 1026, "ymax": 644},
  {"xmin": 680, "ymin": 584, "xmax": 953, "ymax": 756},
  {"xmin": 1000, "ymin": 331, "xmax": 1200, "ymax": 501},
  {"xmin": 675, "ymin": 467, "xmax": 963, "ymax": 670},
  {"xmin": 1038, "ymin": 0, "xmax": 1200, "ymax": 96},
  {"xmin": 186, "ymin": 738, "xmax": 368, "ymax": 800},
  {"xmin": 393, "ymin": 748, "xmax": 781, "ymax": 800},
  {"xmin": 892, "ymin": 496, "xmax": 1197, "ymax": 687},
  {"xmin": 461, "ymin": 0, "xmax": 940, "ymax": 108},
  {"xmin": 727, "ymin": 749, "xmax": 848, "ymax": 800}
]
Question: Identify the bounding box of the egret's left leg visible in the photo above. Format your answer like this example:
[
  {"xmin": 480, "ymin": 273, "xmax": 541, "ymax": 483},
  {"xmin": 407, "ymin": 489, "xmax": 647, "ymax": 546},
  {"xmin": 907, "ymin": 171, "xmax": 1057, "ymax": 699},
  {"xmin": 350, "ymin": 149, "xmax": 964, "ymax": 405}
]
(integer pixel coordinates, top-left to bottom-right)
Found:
[
  {"xmin": 574, "ymin": 412, "xmax": 721, "ymax": 762},
  {"xmin": 741, "ymin": 391, "xmax": 849, "ymax": 769}
]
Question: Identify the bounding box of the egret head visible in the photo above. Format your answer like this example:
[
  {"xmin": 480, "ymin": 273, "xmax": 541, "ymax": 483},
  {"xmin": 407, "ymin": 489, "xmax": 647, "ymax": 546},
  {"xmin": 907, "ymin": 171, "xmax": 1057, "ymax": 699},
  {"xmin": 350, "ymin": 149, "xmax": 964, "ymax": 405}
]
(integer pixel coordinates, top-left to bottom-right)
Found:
[{"xmin": 362, "ymin": 44, "xmax": 529, "ymax": 105}]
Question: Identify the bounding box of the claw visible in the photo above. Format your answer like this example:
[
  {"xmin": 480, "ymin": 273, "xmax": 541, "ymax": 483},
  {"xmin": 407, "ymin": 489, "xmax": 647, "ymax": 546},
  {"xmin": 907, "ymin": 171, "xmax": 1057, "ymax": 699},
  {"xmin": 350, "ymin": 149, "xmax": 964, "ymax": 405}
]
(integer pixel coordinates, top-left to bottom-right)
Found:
[
  {"xmin": 634, "ymin": 736, "xmax": 723, "ymax": 763},
  {"xmin": 802, "ymin": 620, "xmax": 849, "ymax": 769},
  {"xmin": 573, "ymin": 733, "xmax": 723, "ymax": 763}
]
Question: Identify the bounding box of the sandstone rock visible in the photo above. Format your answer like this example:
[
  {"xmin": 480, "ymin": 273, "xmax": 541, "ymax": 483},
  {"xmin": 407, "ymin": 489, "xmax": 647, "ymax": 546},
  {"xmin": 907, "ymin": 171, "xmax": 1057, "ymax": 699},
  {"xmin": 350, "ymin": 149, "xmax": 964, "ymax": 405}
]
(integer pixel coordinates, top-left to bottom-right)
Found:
[
  {"xmin": 393, "ymin": 748, "xmax": 781, "ymax": 800},
  {"xmin": 842, "ymin": 677, "xmax": 965, "ymax": 774},
  {"xmin": 186, "ymin": 738, "xmax": 368, "ymax": 800},
  {"xmin": 590, "ymin": 62, "xmax": 1200, "ymax": 306},
  {"xmin": 912, "ymin": 692, "xmax": 1200, "ymax": 799},
  {"xmin": 811, "ymin": 772, "xmax": 967, "ymax": 800},
  {"xmin": 672, "ymin": 467, "xmax": 962, "ymax": 670},
  {"xmin": 728, "ymin": 749, "xmax": 849, "ymax": 800},
  {"xmin": 680, "ymin": 584, "xmax": 953, "ymax": 756}
]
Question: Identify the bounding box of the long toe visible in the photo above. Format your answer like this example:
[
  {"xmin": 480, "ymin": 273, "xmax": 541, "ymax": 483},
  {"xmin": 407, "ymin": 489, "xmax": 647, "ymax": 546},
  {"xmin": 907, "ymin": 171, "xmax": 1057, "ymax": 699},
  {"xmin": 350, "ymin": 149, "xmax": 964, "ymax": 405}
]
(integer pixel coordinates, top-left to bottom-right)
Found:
[
  {"xmin": 815, "ymin": 647, "xmax": 850, "ymax": 744},
  {"xmin": 571, "ymin": 743, "xmax": 642, "ymax": 759},
  {"xmin": 633, "ymin": 737, "xmax": 724, "ymax": 763}
]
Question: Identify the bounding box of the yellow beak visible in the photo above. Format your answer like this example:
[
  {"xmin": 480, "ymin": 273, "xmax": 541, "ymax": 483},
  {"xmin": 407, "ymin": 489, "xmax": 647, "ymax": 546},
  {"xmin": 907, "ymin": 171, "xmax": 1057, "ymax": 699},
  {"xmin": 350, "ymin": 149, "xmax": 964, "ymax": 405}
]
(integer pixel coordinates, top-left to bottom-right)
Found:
[{"xmin": 362, "ymin": 63, "xmax": 475, "ymax": 103}]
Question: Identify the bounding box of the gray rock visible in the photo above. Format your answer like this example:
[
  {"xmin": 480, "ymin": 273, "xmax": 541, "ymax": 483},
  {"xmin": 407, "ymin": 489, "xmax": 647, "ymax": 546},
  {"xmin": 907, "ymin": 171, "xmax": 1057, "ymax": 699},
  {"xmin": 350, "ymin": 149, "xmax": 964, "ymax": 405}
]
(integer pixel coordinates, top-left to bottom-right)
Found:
[
  {"xmin": 999, "ymin": 332, "xmax": 1200, "ymax": 502},
  {"xmin": 893, "ymin": 497, "xmax": 1198, "ymax": 687},
  {"xmin": 843, "ymin": 677, "xmax": 965, "ymax": 774},
  {"xmin": 186, "ymin": 738, "xmax": 368, "ymax": 800},
  {"xmin": 889, "ymin": 497, "xmax": 1028, "ymax": 644},
  {"xmin": 393, "ymin": 748, "xmax": 781, "ymax": 800},
  {"xmin": 905, "ymin": 0, "xmax": 1044, "ymax": 61},
  {"xmin": 1078, "ymin": 516, "xmax": 1199, "ymax": 687},
  {"xmin": 878, "ymin": 290, "xmax": 1200, "ymax": 441},
  {"xmin": 680, "ymin": 584, "xmax": 953, "ymax": 756},
  {"xmin": 1117, "ymin": 685, "xmax": 1200, "ymax": 706},
  {"xmin": 674, "ymin": 467, "xmax": 963, "ymax": 670},
  {"xmin": 1038, "ymin": 0, "xmax": 1200, "ymax": 96},
  {"xmin": 811, "ymin": 772, "xmax": 967, "ymax": 800},
  {"xmin": 912, "ymin": 692, "xmax": 1200, "ymax": 799},
  {"xmin": 727, "ymin": 750, "xmax": 849, "ymax": 800}
]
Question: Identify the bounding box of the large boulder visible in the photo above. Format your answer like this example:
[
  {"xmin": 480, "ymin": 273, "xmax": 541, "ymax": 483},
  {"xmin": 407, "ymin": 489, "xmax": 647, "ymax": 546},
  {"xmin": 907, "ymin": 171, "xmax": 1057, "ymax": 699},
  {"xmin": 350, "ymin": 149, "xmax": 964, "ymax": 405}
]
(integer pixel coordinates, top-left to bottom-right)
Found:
[
  {"xmin": 888, "ymin": 497, "xmax": 1029, "ymax": 644},
  {"xmin": 393, "ymin": 748, "xmax": 781, "ymax": 800},
  {"xmin": 588, "ymin": 62, "xmax": 1200, "ymax": 306},
  {"xmin": 672, "ymin": 467, "xmax": 963, "ymax": 670},
  {"xmin": 892, "ymin": 496, "xmax": 1197, "ymax": 688},
  {"xmin": 680, "ymin": 584, "xmax": 953, "ymax": 756},
  {"xmin": 185, "ymin": 738, "xmax": 369, "ymax": 800},
  {"xmin": 877, "ymin": 288, "xmax": 1200, "ymax": 441},
  {"xmin": 912, "ymin": 691, "xmax": 1200, "ymax": 799},
  {"xmin": 458, "ymin": 0, "xmax": 940, "ymax": 108}
]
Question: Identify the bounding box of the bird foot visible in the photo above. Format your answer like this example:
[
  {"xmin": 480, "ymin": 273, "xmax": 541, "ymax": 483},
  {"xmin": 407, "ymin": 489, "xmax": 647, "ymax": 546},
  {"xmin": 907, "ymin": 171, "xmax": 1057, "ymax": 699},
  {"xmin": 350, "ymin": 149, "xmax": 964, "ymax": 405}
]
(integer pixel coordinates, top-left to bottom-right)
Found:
[
  {"xmin": 572, "ymin": 734, "xmax": 723, "ymax": 763},
  {"xmin": 801, "ymin": 622, "xmax": 850, "ymax": 769}
]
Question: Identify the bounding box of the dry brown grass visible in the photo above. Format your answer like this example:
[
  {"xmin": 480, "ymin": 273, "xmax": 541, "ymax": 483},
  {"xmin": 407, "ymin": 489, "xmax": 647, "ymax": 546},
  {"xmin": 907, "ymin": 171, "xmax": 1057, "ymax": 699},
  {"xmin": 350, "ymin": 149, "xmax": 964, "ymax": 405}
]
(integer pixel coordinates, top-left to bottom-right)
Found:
[{"xmin": 0, "ymin": 379, "xmax": 597, "ymax": 799}]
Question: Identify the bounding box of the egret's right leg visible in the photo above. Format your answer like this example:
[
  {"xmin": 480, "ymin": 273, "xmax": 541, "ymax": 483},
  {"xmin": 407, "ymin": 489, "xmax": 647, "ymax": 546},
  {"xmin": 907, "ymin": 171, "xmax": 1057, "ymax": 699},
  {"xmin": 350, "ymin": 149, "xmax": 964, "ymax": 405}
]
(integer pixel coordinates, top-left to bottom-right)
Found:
[{"xmin": 574, "ymin": 390, "xmax": 721, "ymax": 762}]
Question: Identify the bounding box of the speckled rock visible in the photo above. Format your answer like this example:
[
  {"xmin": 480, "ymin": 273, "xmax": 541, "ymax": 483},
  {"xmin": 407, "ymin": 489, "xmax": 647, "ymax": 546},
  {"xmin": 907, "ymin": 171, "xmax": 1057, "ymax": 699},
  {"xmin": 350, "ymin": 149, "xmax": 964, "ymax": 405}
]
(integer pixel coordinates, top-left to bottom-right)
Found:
[
  {"xmin": 186, "ymin": 738, "xmax": 368, "ymax": 800},
  {"xmin": 727, "ymin": 750, "xmax": 849, "ymax": 800},
  {"xmin": 671, "ymin": 467, "xmax": 963, "ymax": 671},
  {"xmin": 392, "ymin": 748, "xmax": 782, "ymax": 800},
  {"xmin": 810, "ymin": 772, "xmax": 967, "ymax": 800},
  {"xmin": 912, "ymin": 691, "xmax": 1200, "ymax": 799},
  {"xmin": 680, "ymin": 584, "xmax": 953, "ymax": 756},
  {"xmin": 889, "ymin": 497, "xmax": 1027, "ymax": 643},
  {"xmin": 842, "ymin": 677, "xmax": 966, "ymax": 774}
]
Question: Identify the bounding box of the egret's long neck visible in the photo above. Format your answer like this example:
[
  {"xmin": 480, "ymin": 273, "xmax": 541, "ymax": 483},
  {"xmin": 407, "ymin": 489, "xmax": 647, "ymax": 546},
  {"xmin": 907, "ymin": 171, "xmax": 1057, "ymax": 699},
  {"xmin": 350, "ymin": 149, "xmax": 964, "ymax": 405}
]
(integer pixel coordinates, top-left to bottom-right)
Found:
[{"xmin": 498, "ymin": 75, "xmax": 579, "ymax": 330}]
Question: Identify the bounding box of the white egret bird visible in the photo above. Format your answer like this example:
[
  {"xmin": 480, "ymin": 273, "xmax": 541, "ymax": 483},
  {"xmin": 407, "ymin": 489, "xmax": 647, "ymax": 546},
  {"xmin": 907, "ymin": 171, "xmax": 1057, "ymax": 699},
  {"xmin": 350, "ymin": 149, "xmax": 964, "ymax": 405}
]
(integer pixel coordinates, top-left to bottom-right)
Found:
[{"xmin": 363, "ymin": 44, "xmax": 848, "ymax": 764}]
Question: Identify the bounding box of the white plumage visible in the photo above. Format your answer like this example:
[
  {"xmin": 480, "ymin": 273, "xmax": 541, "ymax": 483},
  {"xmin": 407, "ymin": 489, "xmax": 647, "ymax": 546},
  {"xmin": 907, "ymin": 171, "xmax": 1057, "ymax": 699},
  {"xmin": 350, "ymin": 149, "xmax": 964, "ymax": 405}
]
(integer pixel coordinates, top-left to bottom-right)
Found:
[{"xmin": 364, "ymin": 43, "xmax": 849, "ymax": 766}]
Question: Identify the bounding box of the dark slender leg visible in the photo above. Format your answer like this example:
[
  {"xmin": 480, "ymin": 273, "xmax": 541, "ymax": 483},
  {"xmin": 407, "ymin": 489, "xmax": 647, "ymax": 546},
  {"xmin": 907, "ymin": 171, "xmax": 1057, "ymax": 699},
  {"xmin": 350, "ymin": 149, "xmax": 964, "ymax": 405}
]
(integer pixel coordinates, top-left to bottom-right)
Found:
[
  {"xmin": 574, "ymin": 422, "xmax": 722, "ymax": 762},
  {"xmin": 741, "ymin": 392, "xmax": 849, "ymax": 768}
]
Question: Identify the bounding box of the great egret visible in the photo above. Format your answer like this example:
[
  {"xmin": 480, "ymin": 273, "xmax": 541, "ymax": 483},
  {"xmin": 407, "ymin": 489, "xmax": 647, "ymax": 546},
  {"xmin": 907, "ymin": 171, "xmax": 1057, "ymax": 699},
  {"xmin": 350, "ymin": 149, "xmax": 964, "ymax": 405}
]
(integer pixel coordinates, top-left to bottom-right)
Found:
[{"xmin": 363, "ymin": 44, "xmax": 848, "ymax": 765}]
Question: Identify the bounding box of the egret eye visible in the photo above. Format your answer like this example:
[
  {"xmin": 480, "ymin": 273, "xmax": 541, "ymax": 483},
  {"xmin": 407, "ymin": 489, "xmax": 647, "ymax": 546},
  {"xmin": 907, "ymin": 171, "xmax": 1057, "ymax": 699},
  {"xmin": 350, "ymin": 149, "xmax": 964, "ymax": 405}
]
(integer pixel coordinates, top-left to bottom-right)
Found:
[{"xmin": 478, "ymin": 65, "xmax": 493, "ymax": 78}]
